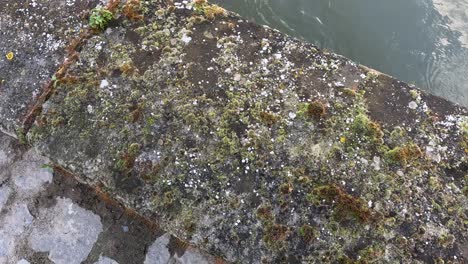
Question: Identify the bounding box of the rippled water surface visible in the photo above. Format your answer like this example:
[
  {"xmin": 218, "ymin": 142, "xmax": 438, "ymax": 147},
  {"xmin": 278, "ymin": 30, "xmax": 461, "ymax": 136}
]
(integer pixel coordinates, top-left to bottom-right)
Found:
[{"xmin": 214, "ymin": 0, "xmax": 468, "ymax": 107}]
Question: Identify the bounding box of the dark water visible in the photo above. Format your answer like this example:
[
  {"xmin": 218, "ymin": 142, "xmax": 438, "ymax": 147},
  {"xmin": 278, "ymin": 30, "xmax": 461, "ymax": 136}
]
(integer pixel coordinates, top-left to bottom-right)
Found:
[{"xmin": 214, "ymin": 0, "xmax": 468, "ymax": 107}]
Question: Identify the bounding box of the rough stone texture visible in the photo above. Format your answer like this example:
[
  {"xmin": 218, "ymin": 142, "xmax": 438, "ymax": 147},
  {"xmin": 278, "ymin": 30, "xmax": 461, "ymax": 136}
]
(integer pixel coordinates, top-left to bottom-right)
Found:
[
  {"xmin": 95, "ymin": 255, "xmax": 120, "ymax": 264},
  {"xmin": 0, "ymin": 186, "xmax": 11, "ymax": 212},
  {"xmin": 144, "ymin": 235, "xmax": 171, "ymax": 264},
  {"xmin": 10, "ymin": 149, "xmax": 53, "ymax": 196},
  {"xmin": 28, "ymin": 197, "xmax": 103, "ymax": 264},
  {"xmin": 1, "ymin": 0, "xmax": 467, "ymax": 263},
  {"xmin": 0, "ymin": 0, "xmax": 99, "ymax": 136},
  {"xmin": 0, "ymin": 132, "xmax": 215, "ymax": 264}
]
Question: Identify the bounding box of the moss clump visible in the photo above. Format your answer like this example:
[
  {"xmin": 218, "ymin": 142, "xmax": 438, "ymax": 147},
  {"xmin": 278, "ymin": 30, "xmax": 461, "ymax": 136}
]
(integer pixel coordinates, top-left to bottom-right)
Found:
[
  {"xmin": 385, "ymin": 143, "xmax": 423, "ymax": 166},
  {"xmin": 163, "ymin": 191, "xmax": 175, "ymax": 205},
  {"xmin": 313, "ymin": 184, "xmax": 373, "ymax": 223},
  {"xmin": 343, "ymin": 88, "xmax": 357, "ymax": 97},
  {"xmin": 16, "ymin": 127, "xmax": 28, "ymax": 145},
  {"xmin": 279, "ymin": 182, "xmax": 293, "ymax": 195},
  {"xmin": 184, "ymin": 221, "xmax": 197, "ymax": 237},
  {"xmin": 389, "ymin": 126, "xmax": 405, "ymax": 144},
  {"xmin": 122, "ymin": 0, "xmax": 144, "ymax": 21},
  {"xmin": 116, "ymin": 143, "xmax": 141, "ymax": 172},
  {"xmin": 351, "ymin": 113, "xmax": 384, "ymax": 144},
  {"xmin": 89, "ymin": 7, "xmax": 113, "ymax": 30},
  {"xmin": 438, "ymin": 233, "xmax": 455, "ymax": 248},
  {"xmin": 428, "ymin": 176, "xmax": 441, "ymax": 191},
  {"xmin": 119, "ymin": 61, "xmax": 137, "ymax": 76},
  {"xmin": 297, "ymin": 224, "xmax": 316, "ymax": 243},
  {"xmin": 357, "ymin": 245, "xmax": 384, "ymax": 263},
  {"xmin": 263, "ymin": 224, "xmax": 289, "ymax": 248},
  {"xmin": 461, "ymin": 122, "xmax": 468, "ymax": 153},
  {"xmin": 260, "ymin": 111, "xmax": 279, "ymax": 127},
  {"xmin": 193, "ymin": 0, "xmax": 226, "ymax": 20},
  {"xmin": 256, "ymin": 205, "xmax": 273, "ymax": 221},
  {"xmin": 307, "ymin": 100, "xmax": 326, "ymax": 119}
]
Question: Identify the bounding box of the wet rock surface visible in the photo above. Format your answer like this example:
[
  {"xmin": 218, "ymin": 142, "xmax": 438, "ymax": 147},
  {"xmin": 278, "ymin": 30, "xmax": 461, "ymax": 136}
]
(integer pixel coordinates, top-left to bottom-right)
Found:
[{"xmin": 1, "ymin": 0, "xmax": 467, "ymax": 263}]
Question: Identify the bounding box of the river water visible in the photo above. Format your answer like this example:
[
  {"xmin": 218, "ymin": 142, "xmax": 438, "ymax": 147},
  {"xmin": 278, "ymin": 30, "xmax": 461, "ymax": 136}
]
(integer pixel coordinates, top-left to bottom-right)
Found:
[{"xmin": 213, "ymin": 0, "xmax": 468, "ymax": 107}]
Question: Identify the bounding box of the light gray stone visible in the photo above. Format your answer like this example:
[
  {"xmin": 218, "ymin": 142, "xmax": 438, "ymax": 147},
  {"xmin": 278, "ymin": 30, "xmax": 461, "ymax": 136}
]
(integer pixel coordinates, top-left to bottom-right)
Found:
[
  {"xmin": 2, "ymin": 203, "xmax": 34, "ymax": 236},
  {"xmin": 0, "ymin": 234, "xmax": 16, "ymax": 261},
  {"xmin": 144, "ymin": 234, "xmax": 171, "ymax": 264},
  {"xmin": 0, "ymin": 203, "xmax": 33, "ymax": 262},
  {"xmin": 94, "ymin": 255, "xmax": 119, "ymax": 264},
  {"xmin": 11, "ymin": 150, "xmax": 52, "ymax": 196},
  {"xmin": 0, "ymin": 149, "xmax": 11, "ymax": 168},
  {"xmin": 0, "ymin": 186, "xmax": 11, "ymax": 212},
  {"xmin": 174, "ymin": 251, "xmax": 212, "ymax": 264},
  {"xmin": 28, "ymin": 197, "xmax": 103, "ymax": 264}
]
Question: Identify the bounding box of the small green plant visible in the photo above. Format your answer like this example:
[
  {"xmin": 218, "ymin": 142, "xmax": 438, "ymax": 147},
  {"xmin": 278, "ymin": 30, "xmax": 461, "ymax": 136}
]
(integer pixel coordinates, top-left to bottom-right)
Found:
[{"xmin": 89, "ymin": 7, "xmax": 113, "ymax": 30}]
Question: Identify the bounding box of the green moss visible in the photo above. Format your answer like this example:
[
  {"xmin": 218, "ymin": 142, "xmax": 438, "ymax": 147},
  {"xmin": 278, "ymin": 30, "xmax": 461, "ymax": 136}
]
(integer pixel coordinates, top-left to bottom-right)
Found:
[
  {"xmin": 357, "ymin": 245, "xmax": 384, "ymax": 263},
  {"xmin": 438, "ymin": 233, "xmax": 455, "ymax": 248},
  {"xmin": 461, "ymin": 122, "xmax": 468, "ymax": 153},
  {"xmin": 364, "ymin": 71, "xmax": 379, "ymax": 83},
  {"xmin": 385, "ymin": 143, "xmax": 423, "ymax": 166},
  {"xmin": 259, "ymin": 111, "xmax": 279, "ymax": 127},
  {"xmin": 263, "ymin": 224, "xmax": 289, "ymax": 249},
  {"xmin": 279, "ymin": 182, "xmax": 293, "ymax": 195},
  {"xmin": 256, "ymin": 205, "xmax": 273, "ymax": 222},
  {"xmin": 428, "ymin": 176, "xmax": 441, "ymax": 191},
  {"xmin": 351, "ymin": 113, "xmax": 384, "ymax": 144},
  {"xmin": 50, "ymin": 116, "xmax": 65, "ymax": 127},
  {"xmin": 277, "ymin": 126, "xmax": 287, "ymax": 143},
  {"xmin": 187, "ymin": 15, "xmax": 207, "ymax": 25},
  {"xmin": 409, "ymin": 89, "xmax": 420, "ymax": 100},
  {"xmin": 193, "ymin": 0, "xmax": 226, "ymax": 20},
  {"xmin": 115, "ymin": 143, "xmax": 142, "ymax": 172},
  {"xmin": 343, "ymin": 88, "xmax": 357, "ymax": 97},
  {"xmin": 352, "ymin": 113, "xmax": 370, "ymax": 133},
  {"xmin": 307, "ymin": 100, "xmax": 326, "ymax": 119},
  {"xmin": 313, "ymin": 184, "xmax": 374, "ymax": 223},
  {"xmin": 128, "ymin": 143, "xmax": 141, "ymax": 156},
  {"xmin": 389, "ymin": 126, "xmax": 405, "ymax": 143},
  {"xmin": 15, "ymin": 127, "xmax": 28, "ymax": 145},
  {"xmin": 122, "ymin": 0, "xmax": 144, "ymax": 21},
  {"xmin": 296, "ymin": 102, "xmax": 309, "ymax": 118},
  {"xmin": 89, "ymin": 7, "xmax": 113, "ymax": 30}
]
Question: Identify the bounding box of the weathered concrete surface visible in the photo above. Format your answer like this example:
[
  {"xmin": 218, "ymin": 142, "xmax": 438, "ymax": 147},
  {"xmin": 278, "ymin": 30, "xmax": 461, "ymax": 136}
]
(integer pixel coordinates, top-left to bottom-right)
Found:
[
  {"xmin": 0, "ymin": 133, "xmax": 216, "ymax": 264},
  {"xmin": 0, "ymin": 0, "xmax": 102, "ymax": 136},
  {"xmin": 1, "ymin": 0, "xmax": 467, "ymax": 263}
]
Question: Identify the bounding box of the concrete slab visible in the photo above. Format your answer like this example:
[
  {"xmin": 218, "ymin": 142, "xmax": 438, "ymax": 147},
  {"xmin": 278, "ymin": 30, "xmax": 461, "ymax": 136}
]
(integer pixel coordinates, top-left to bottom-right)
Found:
[
  {"xmin": 0, "ymin": 0, "xmax": 466, "ymax": 263},
  {"xmin": 0, "ymin": 0, "xmax": 98, "ymax": 136},
  {"xmin": 27, "ymin": 1, "xmax": 467, "ymax": 262},
  {"xmin": 0, "ymin": 132, "xmax": 216, "ymax": 264}
]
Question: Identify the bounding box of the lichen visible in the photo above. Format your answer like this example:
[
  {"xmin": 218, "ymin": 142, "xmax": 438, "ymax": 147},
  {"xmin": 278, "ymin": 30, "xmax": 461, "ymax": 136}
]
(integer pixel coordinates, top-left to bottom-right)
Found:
[{"xmin": 24, "ymin": 0, "xmax": 468, "ymax": 262}]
